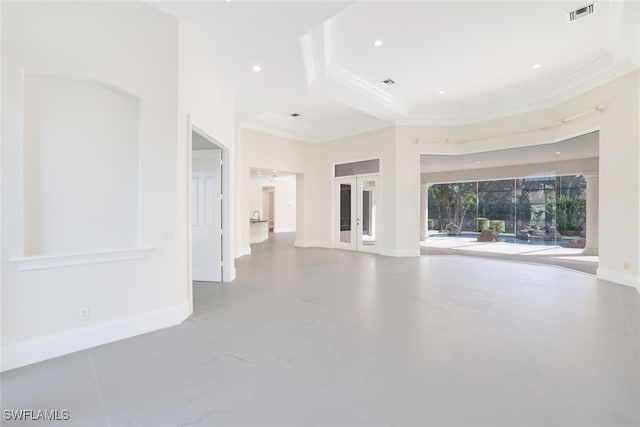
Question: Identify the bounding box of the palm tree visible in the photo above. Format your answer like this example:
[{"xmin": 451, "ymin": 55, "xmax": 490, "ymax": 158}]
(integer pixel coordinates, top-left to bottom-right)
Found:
[{"xmin": 430, "ymin": 183, "xmax": 478, "ymax": 233}]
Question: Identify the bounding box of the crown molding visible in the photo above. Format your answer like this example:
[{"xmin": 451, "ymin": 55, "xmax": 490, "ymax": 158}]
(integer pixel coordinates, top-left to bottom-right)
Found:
[
  {"xmin": 547, "ymin": 61, "xmax": 638, "ymax": 106},
  {"xmin": 297, "ymin": 3, "xmax": 639, "ymax": 129},
  {"xmin": 400, "ymin": 61, "xmax": 638, "ymax": 127},
  {"xmin": 325, "ymin": 63, "xmax": 408, "ymax": 116},
  {"xmin": 245, "ymin": 61, "xmax": 637, "ymax": 142},
  {"xmin": 300, "ymin": 20, "xmax": 409, "ymax": 120}
]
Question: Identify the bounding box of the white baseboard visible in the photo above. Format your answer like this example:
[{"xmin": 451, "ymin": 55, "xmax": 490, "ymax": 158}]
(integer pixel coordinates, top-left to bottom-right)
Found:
[
  {"xmin": 236, "ymin": 247, "xmax": 251, "ymax": 258},
  {"xmin": 380, "ymin": 248, "xmax": 421, "ymax": 257},
  {"xmin": 596, "ymin": 268, "xmax": 640, "ymax": 292},
  {"xmin": 1, "ymin": 300, "xmax": 191, "ymax": 372},
  {"xmin": 295, "ymin": 240, "xmax": 332, "ymax": 249},
  {"xmin": 274, "ymin": 228, "xmax": 296, "ymax": 233}
]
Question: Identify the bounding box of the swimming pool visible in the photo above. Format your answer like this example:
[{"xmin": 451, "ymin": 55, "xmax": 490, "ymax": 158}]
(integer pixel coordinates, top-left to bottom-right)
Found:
[{"xmin": 428, "ymin": 232, "xmax": 575, "ymax": 246}]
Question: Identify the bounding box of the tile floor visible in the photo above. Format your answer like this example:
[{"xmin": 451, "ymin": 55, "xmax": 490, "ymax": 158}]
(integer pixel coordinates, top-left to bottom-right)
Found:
[{"xmin": 2, "ymin": 233, "xmax": 639, "ymax": 426}]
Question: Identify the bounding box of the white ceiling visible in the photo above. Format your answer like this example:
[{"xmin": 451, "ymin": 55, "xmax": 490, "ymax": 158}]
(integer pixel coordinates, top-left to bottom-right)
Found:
[
  {"xmin": 420, "ymin": 131, "xmax": 599, "ymax": 174},
  {"xmin": 152, "ymin": 1, "xmax": 639, "ymax": 143}
]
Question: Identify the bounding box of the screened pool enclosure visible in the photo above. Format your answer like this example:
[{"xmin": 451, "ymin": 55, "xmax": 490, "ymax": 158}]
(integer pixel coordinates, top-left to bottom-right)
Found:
[{"xmin": 425, "ymin": 174, "xmax": 587, "ymax": 247}]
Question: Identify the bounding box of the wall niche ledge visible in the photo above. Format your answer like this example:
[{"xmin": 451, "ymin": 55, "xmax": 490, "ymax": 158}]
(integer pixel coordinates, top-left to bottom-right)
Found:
[{"xmin": 9, "ymin": 247, "xmax": 150, "ymax": 271}]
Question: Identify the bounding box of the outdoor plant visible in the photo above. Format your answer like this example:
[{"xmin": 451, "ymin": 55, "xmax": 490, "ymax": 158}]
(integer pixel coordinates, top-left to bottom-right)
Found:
[
  {"xmin": 430, "ymin": 183, "xmax": 478, "ymax": 233},
  {"xmin": 428, "ymin": 219, "xmax": 435, "ymax": 230},
  {"xmin": 476, "ymin": 217, "xmax": 490, "ymax": 232},
  {"xmin": 555, "ymin": 196, "xmax": 585, "ymax": 235},
  {"xmin": 489, "ymin": 220, "xmax": 506, "ymax": 233}
]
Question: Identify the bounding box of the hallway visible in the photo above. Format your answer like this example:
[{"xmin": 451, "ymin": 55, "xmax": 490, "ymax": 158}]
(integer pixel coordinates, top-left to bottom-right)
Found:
[{"xmin": 2, "ymin": 233, "xmax": 638, "ymax": 426}]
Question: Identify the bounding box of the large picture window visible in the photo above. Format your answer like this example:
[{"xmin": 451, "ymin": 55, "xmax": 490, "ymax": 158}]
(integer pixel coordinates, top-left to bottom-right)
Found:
[{"xmin": 427, "ymin": 174, "xmax": 586, "ymax": 246}]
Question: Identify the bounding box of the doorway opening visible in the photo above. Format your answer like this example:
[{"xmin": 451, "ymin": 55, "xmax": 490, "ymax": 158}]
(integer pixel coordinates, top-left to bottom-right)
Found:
[
  {"xmin": 263, "ymin": 186, "xmax": 275, "ymax": 232},
  {"xmin": 249, "ymin": 168, "xmax": 297, "ymax": 246}
]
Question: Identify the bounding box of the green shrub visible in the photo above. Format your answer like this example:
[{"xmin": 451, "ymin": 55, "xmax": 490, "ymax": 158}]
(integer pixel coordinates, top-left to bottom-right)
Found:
[
  {"xmin": 489, "ymin": 220, "xmax": 505, "ymax": 233},
  {"xmin": 476, "ymin": 218, "xmax": 490, "ymax": 232},
  {"xmin": 556, "ymin": 197, "xmax": 585, "ymax": 233},
  {"xmin": 427, "ymin": 219, "xmax": 435, "ymax": 230}
]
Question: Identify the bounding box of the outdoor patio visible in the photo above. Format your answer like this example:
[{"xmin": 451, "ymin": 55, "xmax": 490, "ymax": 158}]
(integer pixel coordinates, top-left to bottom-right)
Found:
[{"xmin": 421, "ymin": 234, "xmax": 598, "ymax": 274}]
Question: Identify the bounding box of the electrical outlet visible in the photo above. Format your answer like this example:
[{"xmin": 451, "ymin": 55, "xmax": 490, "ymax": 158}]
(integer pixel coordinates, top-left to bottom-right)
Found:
[
  {"xmin": 78, "ymin": 307, "xmax": 90, "ymax": 321},
  {"xmin": 624, "ymin": 262, "xmax": 629, "ymax": 271}
]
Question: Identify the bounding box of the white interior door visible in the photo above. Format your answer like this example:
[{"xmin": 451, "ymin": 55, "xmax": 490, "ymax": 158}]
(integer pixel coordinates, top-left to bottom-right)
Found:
[
  {"xmin": 335, "ymin": 175, "xmax": 379, "ymax": 253},
  {"xmin": 192, "ymin": 149, "xmax": 222, "ymax": 282}
]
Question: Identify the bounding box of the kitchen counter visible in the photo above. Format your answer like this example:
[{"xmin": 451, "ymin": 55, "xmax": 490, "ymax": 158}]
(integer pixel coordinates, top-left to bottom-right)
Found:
[{"xmin": 250, "ymin": 219, "xmax": 269, "ymax": 243}]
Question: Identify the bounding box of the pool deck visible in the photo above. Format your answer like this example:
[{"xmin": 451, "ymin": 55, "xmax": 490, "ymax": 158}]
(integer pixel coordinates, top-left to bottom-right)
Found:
[{"xmin": 421, "ymin": 236, "xmax": 598, "ymax": 274}]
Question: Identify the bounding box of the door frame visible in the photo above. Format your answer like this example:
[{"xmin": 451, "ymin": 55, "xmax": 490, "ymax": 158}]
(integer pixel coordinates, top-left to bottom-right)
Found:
[
  {"xmin": 331, "ymin": 155, "xmax": 383, "ymax": 253},
  {"xmin": 356, "ymin": 175, "xmax": 379, "ymax": 254},
  {"xmin": 334, "ymin": 174, "xmax": 380, "ymax": 253},
  {"xmin": 186, "ymin": 116, "xmax": 232, "ymax": 313}
]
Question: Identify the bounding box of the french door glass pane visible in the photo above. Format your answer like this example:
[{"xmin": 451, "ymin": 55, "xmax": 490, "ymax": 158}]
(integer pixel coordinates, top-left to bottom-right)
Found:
[
  {"xmin": 361, "ymin": 180, "xmax": 376, "ymax": 247},
  {"xmin": 340, "ymin": 183, "xmax": 352, "ymax": 243}
]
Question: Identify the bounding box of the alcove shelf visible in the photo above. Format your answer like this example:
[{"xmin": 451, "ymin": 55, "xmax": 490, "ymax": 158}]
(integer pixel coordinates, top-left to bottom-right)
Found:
[{"xmin": 10, "ymin": 247, "xmax": 149, "ymax": 271}]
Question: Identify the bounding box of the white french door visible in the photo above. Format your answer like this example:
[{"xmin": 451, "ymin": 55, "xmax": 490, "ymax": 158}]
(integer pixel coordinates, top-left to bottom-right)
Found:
[
  {"xmin": 192, "ymin": 149, "xmax": 222, "ymax": 282},
  {"xmin": 335, "ymin": 175, "xmax": 379, "ymax": 253}
]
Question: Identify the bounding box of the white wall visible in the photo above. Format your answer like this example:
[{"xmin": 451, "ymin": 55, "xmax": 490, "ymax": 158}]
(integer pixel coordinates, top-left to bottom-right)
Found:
[
  {"xmin": 178, "ymin": 22, "xmax": 237, "ymax": 288},
  {"xmin": 1, "ymin": 1, "xmax": 227, "ymax": 371},
  {"xmin": 249, "ymin": 175, "xmax": 296, "ymax": 233},
  {"xmin": 307, "ymin": 126, "xmax": 400, "ymax": 254}
]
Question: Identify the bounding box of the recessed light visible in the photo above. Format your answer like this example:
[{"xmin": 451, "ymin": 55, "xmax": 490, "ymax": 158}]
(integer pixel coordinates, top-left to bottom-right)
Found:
[
  {"xmin": 291, "ymin": 113, "xmax": 300, "ymax": 117},
  {"xmin": 555, "ymin": 151, "xmax": 561, "ymax": 155},
  {"xmin": 532, "ymin": 63, "xmax": 542, "ymax": 69},
  {"xmin": 474, "ymin": 161, "xmax": 481, "ymax": 164},
  {"xmin": 273, "ymin": 169, "xmax": 278, "ymax": 173},
  {"xmin": 438, "ymin": 90, "xmax": 445, "ymax": 95},
  {"xmin": 374, "ymin": 40, "xmax": 383, "ymax": 47},
  {"xmin": 252, "ymin": 65, "xmax": 261, "ymax": 72}
]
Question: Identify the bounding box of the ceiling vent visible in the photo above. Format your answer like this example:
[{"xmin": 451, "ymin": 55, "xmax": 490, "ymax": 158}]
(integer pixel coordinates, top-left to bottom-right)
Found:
[
  {"xmin": 568, "ymin": 3, "xmax": 595, "ymax": 22},
  {"xmin": 381, "ymin": 78, "xmax": 395, "ymax": 86}
]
